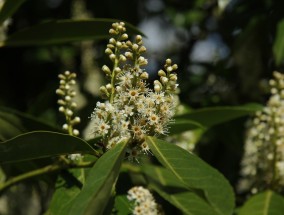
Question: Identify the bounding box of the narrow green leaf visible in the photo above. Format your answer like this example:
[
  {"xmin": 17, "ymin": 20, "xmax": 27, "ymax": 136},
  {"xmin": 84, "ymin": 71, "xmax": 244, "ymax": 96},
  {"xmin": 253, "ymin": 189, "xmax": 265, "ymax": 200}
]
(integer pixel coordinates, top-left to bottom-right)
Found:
[
  {"xmin": 0, "ymin": 19, "xmax": 144, "ymax": 47},
  {"xmin": 175, "ymin": 103, "xmax": 262, "ymax": 128},
  {"xmin": 169, "ymin": 119, "xmax": 204, "ymax": 134},
  {"xmin": 273, "ymin": 19, "xmax": 284, "ymax": 65},
  {"xmin": 67, "ymin": 142, "xmax": 127, "ymax": 215},
  {"xmin": 0, "ymin": 0, "xmax": 26, "ymax": 24},
  {"xmin": 0, "ymin": 131, "xmax": 95, "ymax": 163},
  {"xmin": 142, "ymin": 164, "xmax": 219, "ymax": 215},
  {"xmin": 146, "ymin": 137, "xmax": 235, "ymax": 215},
  {"xmin": 239, "ymin": 190, "xmax": 284, "ymax": 215}
]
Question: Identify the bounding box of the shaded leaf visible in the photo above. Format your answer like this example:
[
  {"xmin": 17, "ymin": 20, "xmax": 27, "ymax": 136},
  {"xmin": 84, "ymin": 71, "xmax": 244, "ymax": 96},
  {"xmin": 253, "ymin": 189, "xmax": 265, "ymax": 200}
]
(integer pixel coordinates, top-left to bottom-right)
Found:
[
  {"xmin": 169, "ymin": 119, "xmax": 204, "ymax": 134},
  {"xmin": 273, "ymin": 19, "xmax": 284, "ymax": 66},
  {"xmin": 0, "ymin": 131, "xmax": 95, "ymax": 163},
  {"xmin": 142, "ymin": 164, "xmax": 219, "ymax": 215},
  {"xmin": 0, "ymin": 106, "xmax": 60, "ymax": 141},
  {"xmin": 0, "ymin": 19, "xmax": 144, "ymax": 47},
  {"xmin": 175, "ymin": 103, "xmax": 262, "ymax": 128},
  {"xmin": 239, "ymin": 190, "xmax": 284, "ymax": 215},
  {"xmin": 67, "ymin": 142, "xmax": 127, "ymax": 215},
  {"xmin": 0, "ymin": 0, "xmax": 26, "ymax": 24},
  {"xmin": 146, "ymin": 137, "xmax": 235, "ymax": 215}
]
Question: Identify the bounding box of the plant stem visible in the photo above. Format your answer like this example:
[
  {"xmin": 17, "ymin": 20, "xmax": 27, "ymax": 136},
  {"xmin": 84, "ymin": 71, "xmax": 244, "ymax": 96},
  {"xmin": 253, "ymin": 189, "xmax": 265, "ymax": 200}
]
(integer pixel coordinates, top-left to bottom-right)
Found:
[{"xmin": 0, "ymin": 161, "xmax": 95, "ymax": 193}]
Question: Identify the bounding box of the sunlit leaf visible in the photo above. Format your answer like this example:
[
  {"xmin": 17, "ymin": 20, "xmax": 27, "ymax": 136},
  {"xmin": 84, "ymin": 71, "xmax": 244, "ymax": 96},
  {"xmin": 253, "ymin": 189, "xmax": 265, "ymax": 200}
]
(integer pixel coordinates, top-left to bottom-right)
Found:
[
  {"xmin": 175, "ymin": 103, "xmax": 262, "ymax": 128},
  {"xmin": 146, "ymin": 136, "xmax": 235, "ymax": 215},
  {"xmin": 239, "ymin": 190, "xmax": 284, "ymax": 215},
  {"xmin": 169, "ymin": 119, "xmax": 204, "ymax": 134},
  {"xmin": 0, "ymin": 0, "xmax": 26, "ymax": 24},
  {"xmin": 0, "ymin": 131, "xmax": 95, "ymax": 163},
  {"xmin": 0, "ymin": 19, "xmax": 144, "ymax": 47},
  {"xmin": 0, "ymin": 106, "xmax": 60, "ymax": 141},
  {"xmin": 67, "ymin": 142, "xmax": 127, "ymax": 215},
  {"xmin": 142, "ymin": 164, "xmax": 219, "ymax": 215},
  {"xmin": 273, "ymin": 19, "xmax": 284, "ymax": 66}
]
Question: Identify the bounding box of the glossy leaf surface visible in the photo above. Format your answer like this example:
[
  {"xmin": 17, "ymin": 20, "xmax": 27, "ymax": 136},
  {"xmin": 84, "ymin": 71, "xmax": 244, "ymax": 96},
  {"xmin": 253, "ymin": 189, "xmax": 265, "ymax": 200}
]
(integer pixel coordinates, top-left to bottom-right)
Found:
[
  {"xmin": 146, "ymin": 137, "xmax": 235, "ymax": 215},
  {"xmin": 0, "ymin": 131, "xmax": 95, "ymax": 163}
]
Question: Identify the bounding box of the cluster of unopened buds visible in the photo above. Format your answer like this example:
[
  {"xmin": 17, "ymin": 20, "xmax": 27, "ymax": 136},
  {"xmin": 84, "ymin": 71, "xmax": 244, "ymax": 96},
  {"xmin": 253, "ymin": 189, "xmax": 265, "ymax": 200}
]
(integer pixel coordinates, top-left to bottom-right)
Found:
[
  {"xmin": 239, "ymin": 71, "xmax": 284, "ymax": 193},
  {"xmin": 90, "ymin": 22, "xmax": 178, "ymax": 160},
  {"xmin": 56, "ymin": 71, "xmax": 81, "ymax": 136},
  {"xmin": 127, "ymin": 186, "xmax": 160, "ymax": 215}
]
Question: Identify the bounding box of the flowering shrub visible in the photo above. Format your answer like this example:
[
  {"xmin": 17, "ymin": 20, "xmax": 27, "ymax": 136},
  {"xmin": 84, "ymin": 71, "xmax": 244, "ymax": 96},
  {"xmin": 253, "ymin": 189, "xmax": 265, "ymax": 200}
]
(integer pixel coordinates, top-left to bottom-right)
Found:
[{"xmin": 0, "ymin": 5, "xmax": 283, "ymax": 214}]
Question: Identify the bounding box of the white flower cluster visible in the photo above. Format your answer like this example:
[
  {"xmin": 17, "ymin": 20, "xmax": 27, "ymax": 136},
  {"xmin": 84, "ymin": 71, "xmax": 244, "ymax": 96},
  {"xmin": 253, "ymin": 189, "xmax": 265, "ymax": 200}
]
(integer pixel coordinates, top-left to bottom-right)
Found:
[
  {"xmin": 90, "ymin": 22, "xmax": 178, "ymax": 159},
  {"xmin": 239, "ymin": 71, "xmax": 284, "ymax": 193},
  {"xmin": 127, "ymin": 186, "xmax": 159, "ymax": 215},
  {"xmin": 56, "ymin": 71, "xmax": 81, "ymax": 136}
]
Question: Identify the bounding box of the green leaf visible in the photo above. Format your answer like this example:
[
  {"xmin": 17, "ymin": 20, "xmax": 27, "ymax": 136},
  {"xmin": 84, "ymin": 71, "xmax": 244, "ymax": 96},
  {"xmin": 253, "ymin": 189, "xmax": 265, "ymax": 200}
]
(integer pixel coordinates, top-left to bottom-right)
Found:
[
  {"xmin": 0, "ymin": 106, "xmax": 60, "ymax": 141},
  {"xmin": 146, "ymin": 136, "xmax": 235, "ymax": 215},
  {"xmin": 45, "ymin": 169, "xmax": 85, "ymax": 215},
  {"xmin": 0, "ymin": 0, "xmax": 26, "ymax": 24},
  {"xmin": 169, "ymin": 119, "xmax": 204, "ymax": 134},
  {"xmin": 114, "ymin": 195, "xmax": 133, "ymax": 215},
  {"xmin": 0, "ymin": 131, "xmax": 95, "ymax": 163},
  {"xmin": 142, "ymin": 164, "xmax": 219, "ymax": 215},
  {"xmin": 66, "ymin": 142, "xmax": 127, "ymax": 215},
  {"xmin": 239, "ymin": 190, "xmax": 284, "ymax": 215},
  {"xmin": 0, "ymin": 19, "xmax": 144, "ymax": 47},
  {"xmin": 273, "ymin": 19, "xmax": 284, "ymax": 66},
  {"xmin": 175, "ymin": 103, "xmax": 262, "ymax": 128}
]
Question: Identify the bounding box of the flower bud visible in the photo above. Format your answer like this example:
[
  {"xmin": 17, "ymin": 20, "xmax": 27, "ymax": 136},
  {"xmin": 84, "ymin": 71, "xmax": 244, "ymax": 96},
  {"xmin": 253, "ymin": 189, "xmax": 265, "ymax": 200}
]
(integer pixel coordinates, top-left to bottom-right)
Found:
[
  {"xmin": 172, "ymin": 64, "xmax": 178, "ymax": 70},
  {"xmin": 116, "ymin": 41, "xmax": 122, "ymax": 48},
  {"xmin": 169, "ymin": 74, "xmax": 177, "ymax": 81},
  {"xmin": 140, "ymin": 72, "xmax": 149, "ymax": 79},
  {"xmin": 57, "ymin": 99, "xmax": 66, "ymax": 105},
  {"xmin": 59, "ymin": 106, "xmax": 65, "ymax": 112},
  {"xmin": 139, "ymin": 46, "xmax": 146, "ymax": 53},
  {"xmin": 125, "ymin": 52, "xmax": 133, "ymax": 59},
  {"xmin": 119, "ymin": 55, "xmax": 127, "ymax": 62},
  {"xmin": 109, "ymin": 29, "xmax": 117, "ymax": 34},
  {"xmin": 121, "ymin": 33, "xmax": 128, "ymax": 40},
  {"xmin": 65, "ymin": 95, "xmax": 71, "ymax": 101},
  {"xmin": 100, "ymin": 86, "xmax": 109, "ymax": 95},
  {"xmin": 154, "ymin": 84, "xmax": 161, "ymax": 92},
  {"xmin": 109, "ymin": 54, "xmax": 116, "ymax": 61},
  {"xmin": 66, "ymin": 109, "xmax": 73, "ymax": 116},
  {"xmin": 136, "ymin": 35, "xmax": 142, "ymax": 42},
  {"xmin": 166, "ymin": 66, "xmax": 173, "ymax": 72},
  {"xmin": 63, "ymin": 124, "xmax": 68, "ymax": 130},
  {"xmin": 132, "ymin": 44, "xmax": 139, "ymax": 51},
  {"xmin": 56, "ymin": 89, "xmax": 65, "ymax": 96},
  {"xmin": 106, "ymin": 83, "xmax": 112, "ymax": 91},
  {"xmin": 161, "ymin": 77, "xmax": 169, "ymax": 84},
  {"xmin": 166, "ymin": 58, "xmax": 172, "ymax": 65},
  {"xmin": 102, "ymin": 65, "xmax": 111, "ymax": 75},
  {"xmin": 73, "ymin": 129, "xmax": 80, "ymax": 136},
  {"xmin": 107, "ymin": 44, "xmax": 115, "ymax": 49},
  {"xmin": 158, "ymin": 70, "xmax": 166, "ymax": 77},
  {"xmin": 105, "ymin": 48, "xmax": 113, "ymax": 55},
  {"xmin": 114, "ymin": 67, "xmax": 121, "ymax": 73}
]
